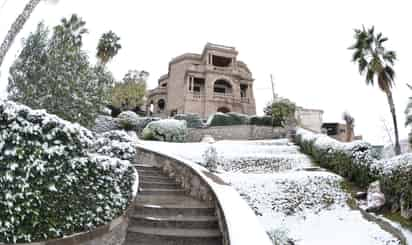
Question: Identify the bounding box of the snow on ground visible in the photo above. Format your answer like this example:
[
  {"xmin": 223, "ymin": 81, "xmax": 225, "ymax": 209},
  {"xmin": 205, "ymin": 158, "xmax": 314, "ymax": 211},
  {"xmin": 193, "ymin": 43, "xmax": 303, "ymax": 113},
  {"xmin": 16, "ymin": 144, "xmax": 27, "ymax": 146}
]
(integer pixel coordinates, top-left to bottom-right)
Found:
[
  {"xmin": 139, "ymin": 139, "xmax": 401, "ymax": 245},
  {"xmin": 140, "ymin": 139, "xmax": 314, "ymax": 172}
]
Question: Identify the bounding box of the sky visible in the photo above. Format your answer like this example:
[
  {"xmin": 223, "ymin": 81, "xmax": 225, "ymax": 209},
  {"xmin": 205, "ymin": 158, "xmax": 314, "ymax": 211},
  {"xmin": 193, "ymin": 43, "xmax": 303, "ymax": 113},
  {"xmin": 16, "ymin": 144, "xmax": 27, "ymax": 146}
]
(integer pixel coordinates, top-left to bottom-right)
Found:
[{"xmin": 0, "ymin": 0, "xmax": 411, "ymax": 145}]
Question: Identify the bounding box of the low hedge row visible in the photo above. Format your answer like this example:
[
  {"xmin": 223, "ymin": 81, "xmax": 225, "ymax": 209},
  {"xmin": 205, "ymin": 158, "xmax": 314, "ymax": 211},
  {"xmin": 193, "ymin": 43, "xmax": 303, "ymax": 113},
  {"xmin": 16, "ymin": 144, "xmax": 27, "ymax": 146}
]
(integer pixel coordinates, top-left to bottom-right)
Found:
[
  {"xmin": 207, "ymin": 113, "xmax": 274, "ymax": 127},
  {"xmin": 294, "ymin": 128, "xmax": 412, "ymax": 214}
]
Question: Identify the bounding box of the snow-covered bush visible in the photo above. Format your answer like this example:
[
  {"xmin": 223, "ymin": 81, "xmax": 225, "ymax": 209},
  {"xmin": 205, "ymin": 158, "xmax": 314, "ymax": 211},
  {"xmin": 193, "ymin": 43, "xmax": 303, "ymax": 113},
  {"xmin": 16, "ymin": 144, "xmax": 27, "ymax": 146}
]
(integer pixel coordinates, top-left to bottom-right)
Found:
[
  {"xmin": 202, "ymin": 145, "xmax": 219, "ymax": 172},
  {"xmin": 174, "ymin": 113, "xmax": 203, "ymax": 128},
  {"xmin": 267, "ymin": 228, "xmax": 295, "ymax": 245},
  {"xmin": 0, "ymin": 101, "xmax": 137, "ymax": 242},
  {"xmin": 295, "ymin": 128, "xmax": 412, "ymax": 216},
  {"xmin": 142, "ymin": 119, "xmax": 187, "ymax": 142},
  {"xmin": 117, "ymin": 110, "xmax": 139, "ymax": 130},
  {"xmin": 92, "ymin": 130, "xmax": 137, "ymax": 161},
  {"xmin": 92, "ymin": 115, "xmax": 120, "ymax": 133}
]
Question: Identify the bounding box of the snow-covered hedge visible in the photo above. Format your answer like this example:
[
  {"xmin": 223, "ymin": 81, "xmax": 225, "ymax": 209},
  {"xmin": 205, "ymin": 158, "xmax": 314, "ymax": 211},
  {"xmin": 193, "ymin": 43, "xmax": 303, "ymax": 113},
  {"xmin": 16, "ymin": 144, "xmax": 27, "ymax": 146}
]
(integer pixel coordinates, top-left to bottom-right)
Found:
[
  {"xmin": 142, "ymin": 119, "xmax": 187, "ymax": 142},
  {"xmin": 207, "ymin": 112, "xmax": 249, "ymax": 126},
  {"xmin": 0, "ymin": 101, "xmax": 137, "ymax": 243},
  {"xmin": 295, "ymin": 128, "xmax": 412, "ymax": 215},
  {"xmin": 249, "ymin": 115, "xmax": 273, "ymax": 127},
  {"xmin": 174, "ymin": 113, "xmax": 203, "ymax": 128}
]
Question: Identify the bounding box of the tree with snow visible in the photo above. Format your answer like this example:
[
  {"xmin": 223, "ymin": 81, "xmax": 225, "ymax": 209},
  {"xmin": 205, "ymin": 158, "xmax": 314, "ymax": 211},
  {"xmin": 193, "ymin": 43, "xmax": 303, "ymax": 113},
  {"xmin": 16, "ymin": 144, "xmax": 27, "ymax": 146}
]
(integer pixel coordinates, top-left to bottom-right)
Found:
[
  {"xmin": 0, "ymin": 0, "xmax": 59, "ymax": 70},
  {"xmin": 349, "ymin": 26, "xmax": 401, "ymax": 155},
  {"xmin": 7, "ymin": 14, "xmax": 113, "ymax": 127},
  {"xmin": 111, "ymin": 69, "xmax": 148, "ymax": 111},
  {"xmin": 96, "ymin": 31, "xmax": 122, "ymax": 65}
]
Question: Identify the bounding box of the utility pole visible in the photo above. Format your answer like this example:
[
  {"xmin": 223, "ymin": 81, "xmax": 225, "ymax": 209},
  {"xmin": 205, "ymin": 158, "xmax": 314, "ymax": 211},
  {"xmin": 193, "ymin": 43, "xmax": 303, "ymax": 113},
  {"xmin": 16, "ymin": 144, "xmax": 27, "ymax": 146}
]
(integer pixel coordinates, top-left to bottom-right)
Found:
[{"xmin": 270, "ymin": 74, "xmax": 276, "ymax": 101}]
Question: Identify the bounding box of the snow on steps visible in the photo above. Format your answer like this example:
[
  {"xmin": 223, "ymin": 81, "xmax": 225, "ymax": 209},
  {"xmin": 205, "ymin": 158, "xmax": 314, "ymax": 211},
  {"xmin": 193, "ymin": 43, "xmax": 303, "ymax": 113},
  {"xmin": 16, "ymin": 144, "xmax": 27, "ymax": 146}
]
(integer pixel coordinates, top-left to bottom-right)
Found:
[{"xmin": 134, "ymin": 143, "xmax": 273, "ymax": 245}]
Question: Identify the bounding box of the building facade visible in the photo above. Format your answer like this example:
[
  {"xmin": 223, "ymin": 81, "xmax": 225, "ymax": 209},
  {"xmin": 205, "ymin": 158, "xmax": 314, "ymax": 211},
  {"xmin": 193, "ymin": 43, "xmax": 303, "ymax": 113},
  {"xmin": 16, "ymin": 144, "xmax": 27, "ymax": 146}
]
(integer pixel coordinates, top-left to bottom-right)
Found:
[
  {"xmin": 296, "ymin": 107, "xmax": 324, "ymax": 133},
  {"xmin": 146, "ymin": 43, "xmax": 256, "ymax": 119}
]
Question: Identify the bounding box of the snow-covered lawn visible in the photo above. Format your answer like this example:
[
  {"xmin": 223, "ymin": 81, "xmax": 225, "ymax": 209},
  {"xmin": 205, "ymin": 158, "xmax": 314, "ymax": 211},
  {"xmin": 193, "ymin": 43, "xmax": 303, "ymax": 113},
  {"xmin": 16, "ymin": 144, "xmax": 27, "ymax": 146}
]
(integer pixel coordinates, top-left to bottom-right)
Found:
[{"xmin": 139, "ymin": 139, "xmax": 401, "ymax": 245}]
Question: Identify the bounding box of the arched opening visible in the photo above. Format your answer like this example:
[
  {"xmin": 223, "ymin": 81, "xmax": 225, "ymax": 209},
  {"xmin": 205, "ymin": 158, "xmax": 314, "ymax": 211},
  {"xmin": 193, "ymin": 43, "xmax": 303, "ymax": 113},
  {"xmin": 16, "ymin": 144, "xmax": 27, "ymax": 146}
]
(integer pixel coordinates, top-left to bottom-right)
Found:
[
  {"xmin": 217, "ymin": 107, "xmax": 230, "ymax": 113},
  {"xmin": 157, "ymin": 99, "xmax": 165, "ymax": 111},
  {"xmin": 214, "ymin": 79, "xmax": 232, "ymax": 94}
]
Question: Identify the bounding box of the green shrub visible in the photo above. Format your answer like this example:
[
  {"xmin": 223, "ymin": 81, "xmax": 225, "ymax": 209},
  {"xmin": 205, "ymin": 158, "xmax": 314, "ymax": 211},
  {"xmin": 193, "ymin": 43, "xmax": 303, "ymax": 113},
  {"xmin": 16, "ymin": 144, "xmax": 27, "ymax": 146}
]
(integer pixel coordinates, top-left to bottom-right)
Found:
[
  {"xmin": 174, "ymin": 113, "xmax": 203, "ymax": 128},
  {"xmin": 0, "ymin": 101, "xmax": 137, "ymax": 243}
]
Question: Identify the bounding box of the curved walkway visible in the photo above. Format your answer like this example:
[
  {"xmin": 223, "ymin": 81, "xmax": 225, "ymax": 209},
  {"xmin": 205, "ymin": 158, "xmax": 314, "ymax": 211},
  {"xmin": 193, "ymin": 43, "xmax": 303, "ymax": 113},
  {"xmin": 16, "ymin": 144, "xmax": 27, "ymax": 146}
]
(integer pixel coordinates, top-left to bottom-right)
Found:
[{"xmin": 124, "ymin": 164, "xmax": 223, "ymax": 245}]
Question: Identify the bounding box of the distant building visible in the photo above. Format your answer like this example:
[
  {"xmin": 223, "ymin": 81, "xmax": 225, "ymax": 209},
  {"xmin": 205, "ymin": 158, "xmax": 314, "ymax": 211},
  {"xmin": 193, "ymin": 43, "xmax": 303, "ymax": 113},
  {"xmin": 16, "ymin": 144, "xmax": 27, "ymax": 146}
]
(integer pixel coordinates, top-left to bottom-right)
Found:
[
  {"xmin": 322, "ymin": 122, "xmax": 362, "ymax": 142},
  {"xmin": 296, "ymin": 107, "xmax": 324, "ymax": 133},
  {"xmin": 146, "ymin": 43, "xmax": 256, "ymax": 118}
]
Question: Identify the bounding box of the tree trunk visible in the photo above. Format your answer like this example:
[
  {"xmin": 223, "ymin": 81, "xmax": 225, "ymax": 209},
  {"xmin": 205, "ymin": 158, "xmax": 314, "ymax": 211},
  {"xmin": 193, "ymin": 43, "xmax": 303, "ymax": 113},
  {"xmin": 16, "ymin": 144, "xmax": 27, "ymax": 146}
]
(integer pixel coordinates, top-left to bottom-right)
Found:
[
  {"xmin": 386, "ymin": 90, "xmax": 401, "ymax": 155},
  {"xmin": 0, "ymin": 0, "xmax": 42, "ymax": 69}
]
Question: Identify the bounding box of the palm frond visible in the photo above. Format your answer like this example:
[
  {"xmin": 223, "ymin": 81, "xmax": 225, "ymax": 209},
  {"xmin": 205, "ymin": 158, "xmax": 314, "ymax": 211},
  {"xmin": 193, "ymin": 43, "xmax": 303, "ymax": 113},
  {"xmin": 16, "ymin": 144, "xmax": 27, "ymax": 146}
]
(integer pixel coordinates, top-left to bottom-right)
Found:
[
  {"xmin": 358, "ymin": 57, "xmax": 367, "ymax": 73},
  {"xmin": 383, "ymin": 50, "xmax": 396, "ymax": 65},
  {"xmin": 366, "ymin": 69, "xmax": 374, "ymax": 85},
  {"xmin": 384, "ymin": 65, "xmax": 395, "ymax": 82}
]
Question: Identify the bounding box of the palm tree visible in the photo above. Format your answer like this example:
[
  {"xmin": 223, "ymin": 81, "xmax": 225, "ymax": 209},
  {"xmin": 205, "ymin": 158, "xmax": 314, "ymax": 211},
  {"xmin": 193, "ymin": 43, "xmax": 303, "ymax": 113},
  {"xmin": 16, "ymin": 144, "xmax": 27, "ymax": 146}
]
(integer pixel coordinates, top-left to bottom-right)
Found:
[
  {"xmin": 343, "ymin": 111, "xmax": 355, "ymax": 142},
  {"xmin": 0, "ymin": 0, "xmax": 59, "ymax": 69},
  {"xmin": 349, "ymin": 26, "xmax": 401, "ymax": 155},
  {"xmin": 96, "ymin": 31, "xmax": 122, "ymax": 65}
]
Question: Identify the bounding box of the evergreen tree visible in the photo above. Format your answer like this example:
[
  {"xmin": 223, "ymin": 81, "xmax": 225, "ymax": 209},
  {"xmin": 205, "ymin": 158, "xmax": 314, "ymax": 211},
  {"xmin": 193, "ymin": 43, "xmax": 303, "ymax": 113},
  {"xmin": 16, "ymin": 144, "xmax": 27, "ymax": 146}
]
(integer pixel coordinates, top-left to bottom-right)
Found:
[{"xmin": 7, "ymin": 14, "xmax": 113, "ymax": 127}]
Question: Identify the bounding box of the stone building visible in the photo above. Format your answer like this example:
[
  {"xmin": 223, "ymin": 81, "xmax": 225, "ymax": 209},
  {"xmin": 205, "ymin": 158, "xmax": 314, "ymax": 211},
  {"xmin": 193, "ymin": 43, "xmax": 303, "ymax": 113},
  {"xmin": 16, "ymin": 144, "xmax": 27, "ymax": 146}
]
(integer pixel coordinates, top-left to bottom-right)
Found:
[
  {"xmin": 296, "ymin": 107, "xmax": 324, "ymax": 133},
  {"xmin": 146, "ymin": 43, "xmax": 256, "ymax": 118}
]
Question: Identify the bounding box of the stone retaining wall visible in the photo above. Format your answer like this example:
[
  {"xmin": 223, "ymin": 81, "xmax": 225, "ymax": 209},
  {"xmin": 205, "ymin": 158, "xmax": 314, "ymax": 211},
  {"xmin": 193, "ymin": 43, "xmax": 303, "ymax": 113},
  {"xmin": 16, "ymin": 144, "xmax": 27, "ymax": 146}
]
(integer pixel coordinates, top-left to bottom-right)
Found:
[
  {"xmin": 4, "ymin": 208, "xmax": 131, "ymax": 245},
  {"xmin": 187, "ymin": 125, "xmax": 287, "ymax": 142},
  {"xmin": 135, "ymin": 146, "xmax": 230, "ymax": 245}
]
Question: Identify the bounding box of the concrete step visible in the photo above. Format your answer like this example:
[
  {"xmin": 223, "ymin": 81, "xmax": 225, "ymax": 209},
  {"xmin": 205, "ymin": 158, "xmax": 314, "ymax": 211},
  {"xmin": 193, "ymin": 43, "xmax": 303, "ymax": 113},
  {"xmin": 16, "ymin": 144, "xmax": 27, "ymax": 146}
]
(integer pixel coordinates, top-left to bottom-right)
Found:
[
  {"xmin": 139, "ymin": 188, "xmax": 186, "ymax": 196},
  {"xmin": 140, "ymin": 176, "xmax": 177, "ymax": 184},
  {"xmin": 130, "ymin": 214, "xmax": 219, "ymax": 229},
  {"xmin": 140, "ymin": 181, "xmax": 179, "ymax": 189},
  {"xmin": 134, "ymin": 196, "xmax": 215, "ymax": 216},
  {"xmin": 138, "ymin": 170, "xmax": 165, "ymax": 177},
  {"xmin": 134, "ymin": 164, "xmax": 159, "ymax": 171},
  {"xmin": 125, "ymin": 226, "xmax": 222, "ymax": 245}
]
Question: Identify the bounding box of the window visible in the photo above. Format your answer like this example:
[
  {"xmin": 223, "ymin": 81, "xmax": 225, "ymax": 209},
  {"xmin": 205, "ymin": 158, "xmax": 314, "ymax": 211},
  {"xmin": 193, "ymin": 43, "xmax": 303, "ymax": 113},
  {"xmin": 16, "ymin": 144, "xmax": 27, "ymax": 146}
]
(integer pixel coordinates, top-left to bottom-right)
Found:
[
  {"xmin": 212, "ymin": 55, "xmax": 232, "ymax": 67},
  {"xmin": 240, "ymin": 84, "xmax": 248, "ymax": 98},
  {"xmin": 213, "ymin": 79, "xmax": 232, "ymax": 94}
]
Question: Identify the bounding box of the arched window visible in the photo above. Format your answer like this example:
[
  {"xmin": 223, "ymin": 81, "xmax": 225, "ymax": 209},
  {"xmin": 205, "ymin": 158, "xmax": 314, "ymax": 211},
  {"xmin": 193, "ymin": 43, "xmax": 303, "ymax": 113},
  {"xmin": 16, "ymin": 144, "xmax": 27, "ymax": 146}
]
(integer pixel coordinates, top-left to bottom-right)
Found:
[
  {"xmin": 213, "ymin": 79, "xmax": 232, "ymax": 94},
  {"xmin": 158, "ymin": 99, "xmax": 165, "ymax": 111}
]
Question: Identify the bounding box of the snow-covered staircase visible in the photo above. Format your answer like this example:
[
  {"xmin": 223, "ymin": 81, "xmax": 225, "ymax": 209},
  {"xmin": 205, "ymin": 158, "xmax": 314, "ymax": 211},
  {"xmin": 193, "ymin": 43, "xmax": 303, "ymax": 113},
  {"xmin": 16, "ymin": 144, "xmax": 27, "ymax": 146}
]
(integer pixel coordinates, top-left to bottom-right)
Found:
[{"xmin": 124, "ymin": 164, "xmax": 223, "ymax": 245}]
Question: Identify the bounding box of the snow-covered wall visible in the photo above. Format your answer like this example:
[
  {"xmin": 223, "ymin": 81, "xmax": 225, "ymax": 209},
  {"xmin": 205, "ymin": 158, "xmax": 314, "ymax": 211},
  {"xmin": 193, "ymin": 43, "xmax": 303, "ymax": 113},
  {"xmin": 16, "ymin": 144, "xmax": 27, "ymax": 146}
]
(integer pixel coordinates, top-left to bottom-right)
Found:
[{"xmin": 187, "ymin": 125, "xmax": 287, "ymax": 142}]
